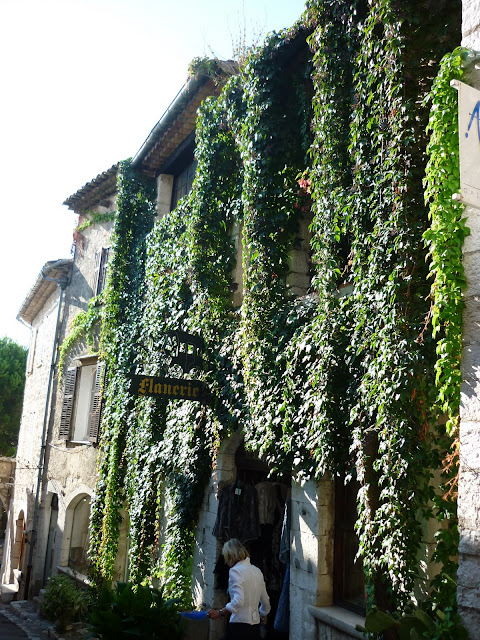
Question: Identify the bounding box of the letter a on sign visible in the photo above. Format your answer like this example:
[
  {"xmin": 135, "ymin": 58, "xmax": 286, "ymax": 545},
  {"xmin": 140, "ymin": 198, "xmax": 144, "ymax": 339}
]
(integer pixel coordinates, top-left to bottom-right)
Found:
[{"xmin": 454, "ymin": 80, "xmax": 480, "ymax": 208}]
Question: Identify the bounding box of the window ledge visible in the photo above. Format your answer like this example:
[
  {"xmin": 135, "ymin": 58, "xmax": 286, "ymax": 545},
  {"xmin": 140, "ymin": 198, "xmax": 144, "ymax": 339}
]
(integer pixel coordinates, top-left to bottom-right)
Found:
[
  {"xmin": 57, "ymin": 565, "xmax": 92, "ymax": 586},
  {"xmin": 308, "ymin": 605, "xmax": 365, "ymax": 639}
]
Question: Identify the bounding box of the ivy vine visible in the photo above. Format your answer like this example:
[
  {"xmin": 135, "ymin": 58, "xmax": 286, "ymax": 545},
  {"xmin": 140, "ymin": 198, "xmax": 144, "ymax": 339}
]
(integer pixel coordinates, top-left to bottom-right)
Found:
[{"xmin": 57, "ymin": 295, "xmax": 103, "ymax": 378}]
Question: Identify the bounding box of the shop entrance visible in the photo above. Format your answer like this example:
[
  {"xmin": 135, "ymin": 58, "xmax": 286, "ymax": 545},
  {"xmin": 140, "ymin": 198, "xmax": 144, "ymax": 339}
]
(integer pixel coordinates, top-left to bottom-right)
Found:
[{"xmin": 212, "ymin": 442, "xmax": 290, "ymax": 639}]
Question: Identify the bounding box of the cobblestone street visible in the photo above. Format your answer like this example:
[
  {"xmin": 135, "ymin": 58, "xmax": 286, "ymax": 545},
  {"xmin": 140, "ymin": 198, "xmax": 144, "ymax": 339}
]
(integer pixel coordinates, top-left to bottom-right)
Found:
[
  {"xmin": 0, "ymin": 609, "xmax": 28, "ymax": 639},
  {"xmin": 0, "ymin": 602, "xmax": 88, "ymax": 640}
]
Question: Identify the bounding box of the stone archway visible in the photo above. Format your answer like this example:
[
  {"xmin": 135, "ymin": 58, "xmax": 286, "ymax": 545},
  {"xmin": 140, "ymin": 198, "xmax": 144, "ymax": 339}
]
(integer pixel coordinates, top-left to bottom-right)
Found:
[{"xmin": 60, "ymin": 491, "xmax": 91, "ymax": 575}]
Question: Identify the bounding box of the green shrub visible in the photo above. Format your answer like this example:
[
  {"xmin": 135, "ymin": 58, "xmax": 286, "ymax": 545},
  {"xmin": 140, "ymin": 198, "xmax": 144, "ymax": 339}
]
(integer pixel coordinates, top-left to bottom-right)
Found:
[
  {"xmin": 40, "ymin": 573, "xmax": 88, "ymax": 631},
  {"xmin": 357, "ymin": 606, "xmax": 469, "ymax": 640},
  {"xmin": 87, "ymin": 581, "xmax": 185, "ymax": 640}
]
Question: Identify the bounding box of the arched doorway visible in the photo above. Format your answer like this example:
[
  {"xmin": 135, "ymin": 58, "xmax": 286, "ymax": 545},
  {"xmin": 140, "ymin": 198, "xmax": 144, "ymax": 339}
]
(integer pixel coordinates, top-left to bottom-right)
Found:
[
  {"xmin": 212, "ymin": 440, "xmax": 291, "ymax": 639},
  {"xmin": 61, "ymin": 493, "xmax": 91, "ymax": 575}
]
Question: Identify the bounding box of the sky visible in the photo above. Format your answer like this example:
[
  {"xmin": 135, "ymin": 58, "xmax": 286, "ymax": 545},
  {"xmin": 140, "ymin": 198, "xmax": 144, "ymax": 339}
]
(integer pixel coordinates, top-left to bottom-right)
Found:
[{"xmin": 0, "ymin": 0, "xmax": 306, "ymax": 347}]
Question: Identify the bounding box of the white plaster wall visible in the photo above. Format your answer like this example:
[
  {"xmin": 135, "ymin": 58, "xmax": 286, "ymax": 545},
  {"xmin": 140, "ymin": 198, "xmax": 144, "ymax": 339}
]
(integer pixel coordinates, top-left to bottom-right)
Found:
[
  {"xmin": 457, "ymin": 14, "xmax": 480, "ymax": 630},
  {"xmin": 463, "ymin": 0, "xmax": 480, "ymax": 51}
]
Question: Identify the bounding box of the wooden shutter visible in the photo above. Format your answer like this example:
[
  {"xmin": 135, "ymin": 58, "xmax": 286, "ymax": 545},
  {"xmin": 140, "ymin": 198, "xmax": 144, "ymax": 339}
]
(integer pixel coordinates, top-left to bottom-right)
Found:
[
  {"xmin": 88, "ymin": 362, "xmax": 106, "ymax": 443},
  {"xmin": 26, "ymin": 328, "xmax": 38, "ymax": 375},
  {"xmin": 95, "ymin": 247, "xmax": 110, "ymax": 295},
  {"xmin": 59, "ymin": 367, "xmax": 78, "ymax": 439}
]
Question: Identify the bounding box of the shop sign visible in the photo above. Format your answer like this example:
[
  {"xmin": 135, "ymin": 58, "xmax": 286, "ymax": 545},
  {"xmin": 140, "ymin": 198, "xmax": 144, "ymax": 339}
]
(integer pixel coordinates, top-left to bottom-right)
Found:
[
  {"xmin": 454, "ymin": 80, "xmax": 480, "ymax": 209},
  {"xmin": 129, "ymin": 374, "xmax": 210, "ymax": 402},
  {"xmin": 167, "ymin": 330, "xmax": 204, "ymax": 374}
]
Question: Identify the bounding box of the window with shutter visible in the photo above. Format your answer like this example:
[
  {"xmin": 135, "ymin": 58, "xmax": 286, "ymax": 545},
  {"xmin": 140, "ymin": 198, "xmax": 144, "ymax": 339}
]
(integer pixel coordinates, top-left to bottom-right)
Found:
[
  {"xmin": 60, "ymin": 361, "xmax": 106, "ymax": 444},
  {"xmin": 95, "ymin": 247, "xmax": 110, "ymax": 295},
  {"xmin": 88, "ymin": 362, "xmax": 106, "ymax": 444},
  {"xmin": 59, "ymin": 367, "xmax": 78, "ymax": 439}
]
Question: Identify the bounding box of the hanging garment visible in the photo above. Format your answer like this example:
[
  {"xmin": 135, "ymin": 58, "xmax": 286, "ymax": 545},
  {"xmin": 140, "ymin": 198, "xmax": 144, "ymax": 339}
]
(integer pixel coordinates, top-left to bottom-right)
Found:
[
  {"xmin": 213, "ymin": 481, "xmax": 261, "ymax": 543},
  {"xmin": 255, "ymin": 481, "xmax": 277, "ymax": 525},
  {"xmin": 279, "ymin": 498, "xmax": 291, "ymax": 564},
  {"xmin": 274, "ymin": 564, "xmax": 290, "ymax": 633}
]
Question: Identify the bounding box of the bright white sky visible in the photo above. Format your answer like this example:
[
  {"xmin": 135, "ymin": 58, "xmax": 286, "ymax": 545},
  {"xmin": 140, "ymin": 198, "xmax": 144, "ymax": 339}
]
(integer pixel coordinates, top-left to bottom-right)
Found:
[{"xmin": 0, "ymin": 0, "xmax": 306, "ymax": 346}]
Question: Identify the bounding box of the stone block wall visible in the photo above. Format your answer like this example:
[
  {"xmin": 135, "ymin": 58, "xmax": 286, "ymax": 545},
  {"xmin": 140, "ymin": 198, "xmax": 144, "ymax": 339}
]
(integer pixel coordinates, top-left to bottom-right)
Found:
[
  {"xmin": 287, "ymin": 213, "xmax": 312, "ymax": 297},
  {"xmin": 1, "ymin": 287, "xmax": 61, "ymax": 591},
  {"xmin": 457, "ymin": 13, "xmax": 480, "ymax": 630},
  {"xmin": 156, "ymin": 174, "xmax": 174, "ymax": 219},
  {"xmin": 290, "ymin": 476, "xmax": 336, "ymax": 640}
]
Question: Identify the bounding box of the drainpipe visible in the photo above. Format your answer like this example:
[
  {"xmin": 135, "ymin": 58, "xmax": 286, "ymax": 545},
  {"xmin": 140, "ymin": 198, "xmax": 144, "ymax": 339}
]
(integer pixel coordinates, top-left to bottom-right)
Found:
[{"xmin": 24, "ymin": 262, "xmax": 70, "ymax": 599}]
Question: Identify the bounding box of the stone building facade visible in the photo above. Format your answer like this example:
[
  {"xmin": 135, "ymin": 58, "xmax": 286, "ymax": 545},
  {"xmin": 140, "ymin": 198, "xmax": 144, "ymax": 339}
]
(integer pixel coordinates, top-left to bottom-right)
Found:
[
  {"xmin": 4, "ymin": 7, "xmax": 480, "ymax": 637},
  {"xmin": 0, "ymin": 457, "xmax": 15, "ymax": 562},
  {"xmin": 1, "ymin": 260, "xmax": 72, "ymax": 600},
  {"xmin": 458, "ymin": 1, "xmax": 480, "ymax": 636}
]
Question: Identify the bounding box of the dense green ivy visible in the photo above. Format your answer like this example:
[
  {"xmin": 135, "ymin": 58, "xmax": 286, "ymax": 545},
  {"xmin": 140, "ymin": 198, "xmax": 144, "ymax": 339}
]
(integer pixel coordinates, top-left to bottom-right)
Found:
[
  {"xmin": 423, "ymin": 47, "xmax": 470, "ymax": 617},
  {"xmin": 87, "ymin": 0, "xmax": 465, "ymax": 624}
]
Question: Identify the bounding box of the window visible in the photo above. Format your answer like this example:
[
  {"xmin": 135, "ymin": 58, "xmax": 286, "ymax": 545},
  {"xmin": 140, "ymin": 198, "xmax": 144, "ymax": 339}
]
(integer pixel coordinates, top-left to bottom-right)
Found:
[
  {"xmin": 59, "ymin": 361, "xmax": 105, "ymax": 443},
  {"xmin": 95, "ymin": 247, "xmax": 110, "ymax": 296},
  {"xmin": 333, "ymin": 477, "xmax": 366, "ymax": 614},
  {"xmin": 170, "ymin": 158, "xmax": 197, "ymax": 210}
]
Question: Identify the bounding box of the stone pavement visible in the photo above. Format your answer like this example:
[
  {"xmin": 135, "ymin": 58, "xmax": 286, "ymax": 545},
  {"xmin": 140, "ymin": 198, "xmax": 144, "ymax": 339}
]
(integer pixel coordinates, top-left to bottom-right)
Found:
[
  {"xmin": 0, "ymin": 609, "xmax": 29, "ymax": 639},
  {"xmin": 0, "ymin": 602, "xmax": 89, "ymax": 640}
]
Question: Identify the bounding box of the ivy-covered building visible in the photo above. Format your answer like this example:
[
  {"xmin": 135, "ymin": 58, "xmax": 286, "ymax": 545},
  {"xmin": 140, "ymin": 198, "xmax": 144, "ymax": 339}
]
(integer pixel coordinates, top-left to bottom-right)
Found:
[
  {"xmin": 0, "ymin": 66, "xmax": 233, "ymax": 607},
  {"xmin": 6, "ymin": 1, "xmax": 480, "ymax": 638}
]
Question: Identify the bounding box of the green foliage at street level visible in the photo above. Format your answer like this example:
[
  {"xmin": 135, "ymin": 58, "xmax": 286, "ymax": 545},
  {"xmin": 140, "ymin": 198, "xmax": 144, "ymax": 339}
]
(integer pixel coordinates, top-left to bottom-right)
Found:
[
  {"xmin": 40, "ymin": 574, "xmax": 89, "ymax": 632},
  {"xmin": 0, "ymin": 337, "xmax": 27, "ymax": 457},
  {"xmin": 87, "ymin": 582, "xmax": 184, "ymax": 640}
]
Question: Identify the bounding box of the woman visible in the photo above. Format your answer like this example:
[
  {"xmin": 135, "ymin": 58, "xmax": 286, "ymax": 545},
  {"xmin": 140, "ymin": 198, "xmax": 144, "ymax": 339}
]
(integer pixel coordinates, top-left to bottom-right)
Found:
[{"xmin": 208, "ymin": 538, "xmax": 271, "ymax": 640}]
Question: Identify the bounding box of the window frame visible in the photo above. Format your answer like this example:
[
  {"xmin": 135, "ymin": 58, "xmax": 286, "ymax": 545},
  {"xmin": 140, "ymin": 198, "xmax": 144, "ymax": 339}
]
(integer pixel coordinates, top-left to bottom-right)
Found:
[
  {"xmin": 333, "ymin": 476, "xmax": 366, "ymax": 616},
  {"xmin": 95, "ymin": 247, "xmax": 110, "ymax": 296},
  {"xmin": 59, "ymin": 361, "xmax": 105, "ymax": 444}
]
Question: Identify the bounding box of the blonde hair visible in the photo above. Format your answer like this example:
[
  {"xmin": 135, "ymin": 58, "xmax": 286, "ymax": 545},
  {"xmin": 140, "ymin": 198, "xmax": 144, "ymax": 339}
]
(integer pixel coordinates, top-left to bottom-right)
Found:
[{"xmin": 222, "ymin": 538, "xmax": 249, "ymax": 567}]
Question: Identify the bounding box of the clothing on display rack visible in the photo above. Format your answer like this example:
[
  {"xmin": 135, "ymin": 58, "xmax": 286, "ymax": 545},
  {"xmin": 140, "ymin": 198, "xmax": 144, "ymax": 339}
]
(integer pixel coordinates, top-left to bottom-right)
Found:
[{"xmin": 213, "ymin": 477, "xmax": 292, "ymax": 638}]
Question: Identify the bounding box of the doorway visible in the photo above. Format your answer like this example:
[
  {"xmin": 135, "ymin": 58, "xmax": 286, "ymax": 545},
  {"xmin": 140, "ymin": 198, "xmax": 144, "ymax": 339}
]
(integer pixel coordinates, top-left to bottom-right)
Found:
[{"xmin": 213, "ymin": 442, "xmax": 291, "ymax": 639}]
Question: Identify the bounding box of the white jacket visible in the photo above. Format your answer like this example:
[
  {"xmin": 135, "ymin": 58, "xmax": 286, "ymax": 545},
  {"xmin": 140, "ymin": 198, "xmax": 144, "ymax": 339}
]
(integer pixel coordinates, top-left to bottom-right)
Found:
[{"xmin": 225, "ymin": 557, "xmax": 271, "ymax": 625}]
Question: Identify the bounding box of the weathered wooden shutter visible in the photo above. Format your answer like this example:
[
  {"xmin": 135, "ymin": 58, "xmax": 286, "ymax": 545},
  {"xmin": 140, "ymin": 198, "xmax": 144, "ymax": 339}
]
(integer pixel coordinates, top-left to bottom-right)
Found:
[
  {"xmin": 26, "ymin": 328, "xmax": 37, "ymax": 375},
  {"xmin": 95, "ymin": 247, "xmax": 110, "ymax": 296},
  {"xmin": 59, "ymin": 367, "xmax": 78, "ymax": 439},
  {"xmin": 88, "ymin": 362, "xmax": 106, "ymax": 443}
]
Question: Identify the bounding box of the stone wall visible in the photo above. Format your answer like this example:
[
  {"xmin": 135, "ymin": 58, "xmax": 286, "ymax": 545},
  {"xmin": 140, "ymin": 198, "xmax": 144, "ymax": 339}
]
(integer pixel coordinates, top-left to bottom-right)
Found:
[
  {"xmin": 1, "ymin": 205, "xmax": 116, "ymax": 597},
  {"xmin": 0, "ymin": 287, "xmax": 61, "ymax": 593},
  {"xmin": 459, "ymin": 10, "xmax": 480, "ymax": 634},
  {"xmin": 0, "ymin": 457, "xmax": 15, "ymax": 568},
  {"xmin": 290, "ymin": 478, "xmax": 323, "ymax": 640},
  {"xmin": 0, "ymin": 458, "xmax": 15, "ymax": 534},
  {"xmin": 30, "ymin": 206, "xmax": 116, "ymax": 594}
]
